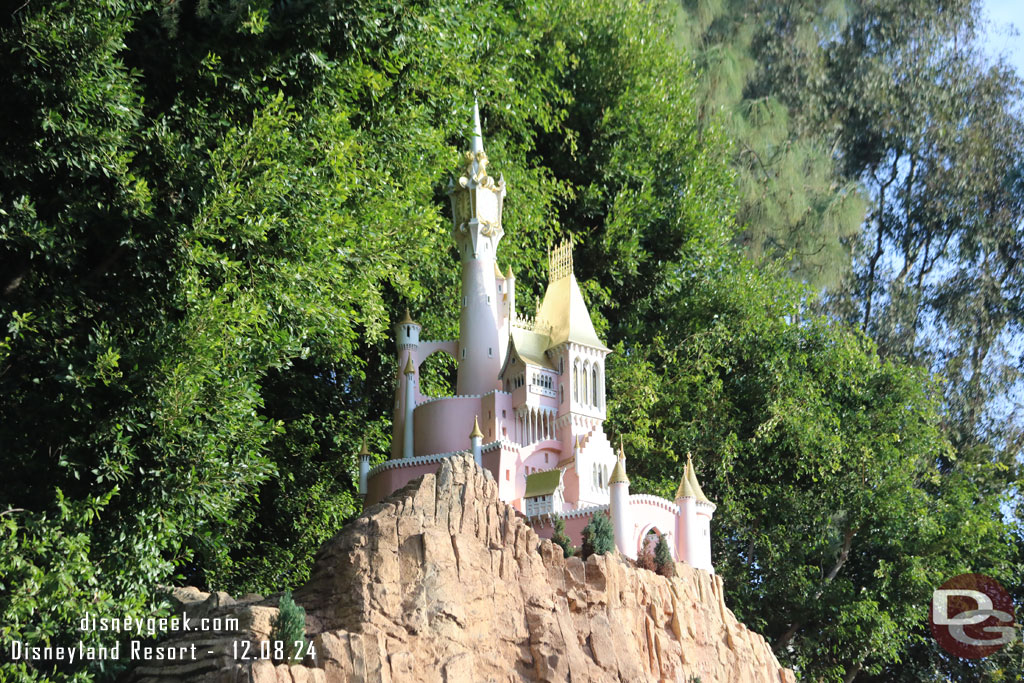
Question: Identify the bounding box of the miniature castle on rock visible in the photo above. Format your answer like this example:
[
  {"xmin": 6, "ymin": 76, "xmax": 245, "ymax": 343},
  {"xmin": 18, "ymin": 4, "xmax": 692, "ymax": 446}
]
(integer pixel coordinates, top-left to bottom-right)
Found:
[{"xmin": 361, "ymin": 104, "xmax": 716, "ymax": 572}]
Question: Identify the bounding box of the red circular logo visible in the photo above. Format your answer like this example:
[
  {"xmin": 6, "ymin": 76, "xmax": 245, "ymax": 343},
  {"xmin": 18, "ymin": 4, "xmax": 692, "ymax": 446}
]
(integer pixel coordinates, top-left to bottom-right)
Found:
[{"xmin": 929, "ymin": 573, "xmax": 1017, "ymax": 659}]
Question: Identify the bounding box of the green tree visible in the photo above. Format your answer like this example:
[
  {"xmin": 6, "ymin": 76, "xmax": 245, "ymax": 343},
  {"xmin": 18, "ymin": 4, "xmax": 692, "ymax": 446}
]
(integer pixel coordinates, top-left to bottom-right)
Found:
[
  {"xmin": 672, "ymin": 0, "xmax": 868, "ymax": 288},
  {"xmin": 551, "ymin": 516, "xmax": 576, "ymax": 558},
  {"xmin": 654, "ymin": 534, "xmax": 674, "ymax": 578},
  {"xmin": 581, "ymin": 512, "xmax": 615, "ymax": 557},
  {"xmin": 269, "ymin": 590, "xmax": 307, "ymax": 663}
]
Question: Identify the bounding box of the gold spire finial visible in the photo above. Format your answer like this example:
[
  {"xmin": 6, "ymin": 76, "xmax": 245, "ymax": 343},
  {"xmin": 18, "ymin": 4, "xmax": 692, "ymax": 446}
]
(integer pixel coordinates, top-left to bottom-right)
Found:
[
  {"xmin": 403, "ymin": 353, "xmax": 415, "ymax": 375},
  {"xmin": 469, "ymin": 415, "xmax": 484, "ymax": 439},
  {"xmin": 359, "ymin": 436, "xmax": 370, "ymax": 457},
  {"xmin": 618, "ymin": 436, "xmax": 626, "ymax": 460},
  {"xmin": 506, "ymin": 264, "xmax": 514, "ymax": 279}
]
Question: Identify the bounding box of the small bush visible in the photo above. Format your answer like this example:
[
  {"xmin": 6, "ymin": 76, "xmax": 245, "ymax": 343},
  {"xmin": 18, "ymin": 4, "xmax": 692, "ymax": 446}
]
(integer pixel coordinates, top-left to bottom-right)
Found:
[
  {"xmin": 551, "ymin": 516, "xmax": 576, "ymax": 558},
  {"xmin": 636, "ymin": 543, "xmax": 656, "ymax": 572},
  {"xmin": 654, "ymin": 534, "xmax": 675, "ymax": 578},
  {"xmin": 581, "ymin": 511, "xmax": 614, "ymax": 557},
  {"xmin": 270, "ymin": 590, "xmax": 307, "ymax": 662}
]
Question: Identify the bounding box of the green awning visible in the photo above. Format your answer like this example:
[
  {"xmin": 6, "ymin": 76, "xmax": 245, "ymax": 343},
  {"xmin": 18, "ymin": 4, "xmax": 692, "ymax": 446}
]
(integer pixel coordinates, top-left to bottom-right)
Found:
[{"xmin": 524, "ymin": 469, "xmax": 562, "ymax": 498}]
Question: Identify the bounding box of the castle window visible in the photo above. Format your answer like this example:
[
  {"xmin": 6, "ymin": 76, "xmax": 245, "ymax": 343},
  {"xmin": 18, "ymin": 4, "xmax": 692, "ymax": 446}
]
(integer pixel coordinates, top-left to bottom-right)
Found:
[
  {"xmin": 487, "ymin": 296, "xmax": 491, "ymax": 304},
  {"xmin": 582, "ymin": 361, "xmax": 590, "ymax": 406},
  {"xmin": 461, "ymin": 349, "xmax": 466, "ymax": 359},
  {"xmin": 502, "ymin": 410, "xmax": 506, "ymax": 418},
  {"xmin": 573, "ymin": 360, "xmax": 579, "ymax": 402},
  {"xmin": 560, "ymin": 386, "xmax": 564, "ymax": 404},
  {"xmin": 558, "ymin": 358, "xmax": 564, "ymax": 374},
  {"xmin": 406, "ymin": 326, "xmax": 410, "ymax": 338},
  {"xmin": 462, "ymin": 296, "xmax": 468, "ymax": 307},
  {"xmin": 488, "ymin": 347, "xmax": 493, "ymax": 357},
  {"xmin": 505, "ymin": 470, "xmax": 510, "ymax": 481},
  {"xmin": 592, "ymin": 364, "xmax": 599, "ymax": 407}
]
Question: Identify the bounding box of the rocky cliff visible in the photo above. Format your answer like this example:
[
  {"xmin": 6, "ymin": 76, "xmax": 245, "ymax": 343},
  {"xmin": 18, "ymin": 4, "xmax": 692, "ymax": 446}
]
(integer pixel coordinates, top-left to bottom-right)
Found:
[{"xmin": 125, "ymin": 454, "xmax": 794, "ymax": 682}]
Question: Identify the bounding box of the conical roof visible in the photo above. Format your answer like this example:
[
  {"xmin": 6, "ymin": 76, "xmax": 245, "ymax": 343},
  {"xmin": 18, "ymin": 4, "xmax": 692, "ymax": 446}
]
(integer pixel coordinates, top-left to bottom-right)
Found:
[
  {"xmin": 469, "ymin": 415, "xmax": 483, "ymax": 439},
  {"xmin": 536, "ymin": 271, "xmax": 607, "ymax": 350},
  {"xmin": 609, "ymin": 458, "xmax": 629, "ymax": 485},
  {"xmin": 675, "ymin": 453, "xmax": 712, "ymax": 504},
  {"xmin": 403, "ymin": 354, "xmax": 416, "ymax": 375},
  {"xmin": 397, "ymin": 308, "xmax": 416, "ymax": 326}
]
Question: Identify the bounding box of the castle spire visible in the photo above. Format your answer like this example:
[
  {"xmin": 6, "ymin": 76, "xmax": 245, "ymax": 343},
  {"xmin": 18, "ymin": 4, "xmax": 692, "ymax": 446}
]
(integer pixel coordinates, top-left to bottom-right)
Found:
[
  {"xmin": 685, "ymin": 452, "xmax": 712, "ymax": 505},
  {"xmin": 471, "ymin": 98, "xmax": 484, "ymax": 156}
]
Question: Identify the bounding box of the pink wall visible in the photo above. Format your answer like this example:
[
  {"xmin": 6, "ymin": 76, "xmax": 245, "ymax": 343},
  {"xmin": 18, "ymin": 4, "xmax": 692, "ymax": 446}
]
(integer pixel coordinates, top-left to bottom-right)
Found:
[{"xmin": 412, "ymin": 396, "xmax": 482, "ymax": 457}]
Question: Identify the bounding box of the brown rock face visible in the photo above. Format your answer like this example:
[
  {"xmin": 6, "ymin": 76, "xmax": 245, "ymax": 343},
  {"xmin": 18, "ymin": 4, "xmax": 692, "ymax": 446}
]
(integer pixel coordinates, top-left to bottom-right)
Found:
[{"xmin": 124, "ymin": 455, "xmax": 794, "ymax": 682}]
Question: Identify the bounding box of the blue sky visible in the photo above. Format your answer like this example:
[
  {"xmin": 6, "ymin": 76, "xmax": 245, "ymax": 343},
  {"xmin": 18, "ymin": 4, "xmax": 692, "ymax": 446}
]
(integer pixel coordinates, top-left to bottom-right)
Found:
[{"xmin": 980, "ymin": 0, "xmax": 1024, "ymax": 75}]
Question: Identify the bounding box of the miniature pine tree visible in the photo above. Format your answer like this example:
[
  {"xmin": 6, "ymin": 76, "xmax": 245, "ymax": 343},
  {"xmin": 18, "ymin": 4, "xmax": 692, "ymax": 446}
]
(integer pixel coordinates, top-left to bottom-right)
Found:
[
  {"xmin": 581, "ymin": 511, "xmax": 614, "ymax": 557},
  {"xmin": 270, "ymin": 590, "xmax": 307, "ymax": 662},
  {"xmin": 654, "ymin": 534, "xmax": 675, "ymax": 577},
  {"xmin": 551, "ymin": 515, "xmax": 576, "ymax": 558}
]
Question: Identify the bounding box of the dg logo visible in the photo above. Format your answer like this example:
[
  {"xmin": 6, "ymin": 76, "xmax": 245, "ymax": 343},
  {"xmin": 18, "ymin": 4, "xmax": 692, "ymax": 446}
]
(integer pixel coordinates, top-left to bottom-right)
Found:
[{"xmin": 930, "ymin": 573, "xmax": 1018, "ymax": 659}]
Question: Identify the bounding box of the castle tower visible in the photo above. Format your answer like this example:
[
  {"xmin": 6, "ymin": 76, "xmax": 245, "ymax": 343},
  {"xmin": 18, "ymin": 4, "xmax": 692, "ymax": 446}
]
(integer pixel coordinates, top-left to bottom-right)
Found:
[
  {"xmin": 391, "ymin": 311, "xmax": 422, "ymax": 459},
  {"xmin": 357, "ymin": 437, "xmax": 371, "ymax": 497},
  {"xmin": 538, "ymin": 241, "xmax": 610, "ymax": 436},
  {"xmin": 674, "ymin": 453, "xmax": 716, "ymax": 572},
  {"xmin": 608, "ymin": 443, "xmax": 632, "ymax": 557},
  {"xmin": 448, "ymin": 102, "xmax": 507, "ymax": 395}
]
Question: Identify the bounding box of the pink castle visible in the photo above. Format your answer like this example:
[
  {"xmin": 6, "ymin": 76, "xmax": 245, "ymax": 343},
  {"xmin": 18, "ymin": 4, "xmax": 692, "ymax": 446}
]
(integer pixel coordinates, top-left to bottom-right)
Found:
[{"xmin": 360, "ymin": 104, "xmax": 716, "ymax": 572}]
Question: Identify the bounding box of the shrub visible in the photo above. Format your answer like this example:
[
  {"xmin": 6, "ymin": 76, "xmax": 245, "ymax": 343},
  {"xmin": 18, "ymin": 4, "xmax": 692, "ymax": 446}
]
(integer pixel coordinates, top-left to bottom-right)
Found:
[
  {"xmin": 270, "ymin": 590, "xmax": 307, "ymax": 662},
  {"xmin": 551, "ymin": 516, "xmax": 576, "ymax": 558},
  {"xmin": 581, "ymin": 511, "xmax": 614, "ymax": 557},
  {"xmin": 654, "ymin": 534, "xmax": 675, "ymax": 578}
]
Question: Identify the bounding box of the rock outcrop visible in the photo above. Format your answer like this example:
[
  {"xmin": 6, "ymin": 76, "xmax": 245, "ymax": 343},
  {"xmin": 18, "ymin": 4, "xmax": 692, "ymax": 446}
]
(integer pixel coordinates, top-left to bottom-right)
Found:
[{"xmin": 125, "ymin": 454, "xmax": 794, "ymax": 682}]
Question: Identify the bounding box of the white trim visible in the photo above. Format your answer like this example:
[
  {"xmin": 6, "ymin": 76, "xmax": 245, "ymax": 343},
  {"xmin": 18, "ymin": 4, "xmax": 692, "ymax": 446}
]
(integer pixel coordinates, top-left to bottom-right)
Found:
[
  {"xmin": 415, "ymin": 390, "xmax": 511, "ymax": 408},
  {"xmin": 367, "ymin": 440, "xmax": 505, "ymax": 478},
  {"xmin": 628, "ymin": 494, "xmax": 680, "ymax": 515}
]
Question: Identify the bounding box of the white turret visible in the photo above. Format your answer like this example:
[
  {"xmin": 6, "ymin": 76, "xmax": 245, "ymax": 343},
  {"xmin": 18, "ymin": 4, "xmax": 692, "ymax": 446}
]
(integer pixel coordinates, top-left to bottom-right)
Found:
[
  {"xmin": 395, "ymin": 308, "xmax": 422, "ymax": 352},
  {"xmin": 358, "ymin": 437, "xmax": 371, "ymax": 497},
  {"xmin": 448, "ymin": 101, "xmax": 507, "ymax": 395},
  {"xmin": 391, "ymin": 310, "xmax": 422, "ymax": 460},
  {"xmin": 402, "ymin": 353, "xmax": 416, "ymax": 460},
  {"xmin": 674, "ymin": 453, "xmax": 716, "ymax": 572},
  {"xmin": 469, "ymin": 416, "xmax": 483, "ymax": 467},
  {"xmin": 608, "ymin": 442, "xmax": 632, "ymax": 557}
]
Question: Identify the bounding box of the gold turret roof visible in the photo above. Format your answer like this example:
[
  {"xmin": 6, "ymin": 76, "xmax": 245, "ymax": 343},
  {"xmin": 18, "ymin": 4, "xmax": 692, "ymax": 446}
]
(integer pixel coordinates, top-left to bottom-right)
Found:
[
  {"xmin": 494, "ymin": 262, "xmax": 504, "ymax": 278},
  {"xmin": 675, "ymin": 453, "xmax": 712, "ymax": 504},
  {"xmin": 506, "ymin": 265, "xmax": 514, "ymax": 279},
  {"xmin": 359, "ymin": 436, "xmax": 371, "ymax": 457},
  {"xmin": 403, "ymin": 354, "xmax": 416, "ymax": 375},
  {"xmin": 397, "ymin": 308, "xmax": 416, "ymax": 326},
  {"xmin": 469, "ymin": 415, "xmax": 483, "ymax": 439},
  {"xmin": 534, "ymin": 240, "xmax": 608, "ymax": 351},
  {"xmin": 609, "ymin": 458, "xmax": 629, "ymax": 485}
]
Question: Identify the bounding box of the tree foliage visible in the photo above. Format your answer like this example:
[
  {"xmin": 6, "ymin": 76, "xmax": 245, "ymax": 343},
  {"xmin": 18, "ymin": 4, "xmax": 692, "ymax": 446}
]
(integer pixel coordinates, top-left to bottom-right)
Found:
[
  {"xmin": 551, "ymin": 515, "xmax": 576, "ymax": 558},
  {"xmin": 581, "ymin": 512, "xmax": 615, "ymax": 558},
  {"xmin": 0, "ymin": 1, "xmax": 1020, "ymax": 682},
  {"xmin": 269, "ymin": 590, "xmax": 307, "ymax": 663}
]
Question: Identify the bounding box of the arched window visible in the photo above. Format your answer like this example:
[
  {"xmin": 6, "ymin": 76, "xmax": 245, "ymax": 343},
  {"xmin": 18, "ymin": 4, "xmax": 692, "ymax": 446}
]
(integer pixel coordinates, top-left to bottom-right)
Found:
[
  {"xmin": 573, "ymin": 359, "xmax": 579, "ymax": 402},
  {"xmin": 592, "ymin": 364, "xmax": 599, "ymax": 407},
  {"xmin": 582, "ymin": 361, "xmax": 590, "ymax": 406}
]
